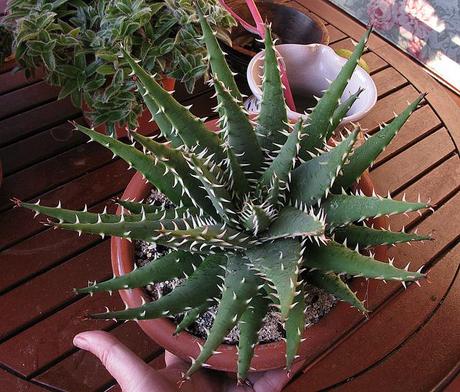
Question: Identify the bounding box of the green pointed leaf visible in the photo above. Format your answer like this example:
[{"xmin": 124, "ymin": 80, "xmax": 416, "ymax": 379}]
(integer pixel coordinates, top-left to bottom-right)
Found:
[
  {"xmin": 74, "ymin": 123, "xmax": 189, "ymax": 206},
  {"xmin": 265, "ymin": 206, "xmax": 325, "ymax": 240},
  {"xmin": 241, "ymin": 203, "xmax": 274, "ymax": 234},
  {"xmin": 17, "ymin": 199, "xmax": 199, "ymax": 225},
  {"xmin": 91, "ymin": 254, "xmax": 227, "ymax": 320},
  {"xmin": 333, "ymin": 94, "xmax": 426, "ymax": 190},
  {"xmin": 186, "ymin": 255, "xmax": 262, "ymax": 377},
  {"xmin": 325, "ymin": 88, "xmax": 363, "ymax": 140},
  {"xmin": 196, "ymin": 5, "xmax": 242, "ymax": 101},
  {"xmin": 285, "ymin": 287, "xmax": 306, "ymax": 370},
  {"xmin": 323, "ymin": 194, "xmax": 429, "ymax": 228},
  {"xmin": 237, "ymin": 294, "xmax": 270, "ymax": 381},
  {"xmin": 255, "ymin": 25, "xmax": 289, "ymax": 153},
  {"xmin": 259, "ymin": 121, "xmax": 301, "ymax": 192},
  {"xmin": 175, "ymin": 302, "xmax": 211, "ymax": 335},
  {"xmin": 188, "ymin": 154, "xmax": 239, "ymax": 226},
  {"xmin": 130, "ymin": 132, "xmax": 219, "ymax": 220},
  {"xmin": 306, "ymin": 270, "xmax": 367, "ymax": 313},
  {"xmin": 291, "ymin": 128, "xmax": 359, "ymax": 207},
  {"xmin": 333, "ymin": 224, "xmax": 431, "ymax": 248},
  {"xmin": 123, "ymin": 49, "xmax": 226, "ymax": 162},
  {"xmin": 77, "ymin": 251, "xmax": 202, "ymax": 294},
  {"xmin": 246, "ymin": 238, "xmax": 302, "ymax": 318},
  {"xmin": 136, "ymin": 82, "xmax": 183, "ymax": 148},
  {"xmin": 298, "ymin": 28, "xmax": 372, "ymax": 159},
  {"xmin": 213, "ymin": 78, "xmax": 263, "ymax": 183},
  {"xmin": 304, "ymin": 241, "xmax": 425, "ymax": 281}
]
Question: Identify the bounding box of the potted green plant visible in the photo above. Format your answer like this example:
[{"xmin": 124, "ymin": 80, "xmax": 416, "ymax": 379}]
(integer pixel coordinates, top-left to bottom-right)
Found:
[
  {"xmin": 5, "ymin": 0, "xmax": 235, "ymax": 137},
  {"xmin": 16, "ymin": 10, "xmax": 431, "ymax": 384}
]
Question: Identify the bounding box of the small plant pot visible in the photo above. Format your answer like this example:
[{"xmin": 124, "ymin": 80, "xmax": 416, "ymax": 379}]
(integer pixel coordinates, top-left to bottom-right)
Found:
[
  {"xmin": 247, "ymin": 44, "xmax": 377, "ymax": 125},
  {"xmin": 221, "ymin": 2, "xmax": 329, "ymax": 77},
  {"xmin": 110, "ymin": 120, "xmax": 387, "ymax": 373},
  {"xmin": 83, "ymin": 77, "xmax": 175, "ymax": 139}
]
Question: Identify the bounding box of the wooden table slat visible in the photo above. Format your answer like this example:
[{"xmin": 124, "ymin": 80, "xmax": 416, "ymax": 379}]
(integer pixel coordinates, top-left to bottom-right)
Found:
[
  {"xmin": 0, "ymin": 117, "xmax": 87, "ymax": 177},
  {"xmin": 0, "ymin": 293, "xmax": 121, "ymax": 377},
  {"xmin": 371, "ymin": 127, "xmax": 455, "ymax": 195},
  {"xmin": 0, "ymin": 198, "xmax": 118, "ymax": 294},
  {"xmin": 0, "ymin": 159, "xmax": 133, "ymax": 250},
  {"xmin": 0, "ymin": 241, "xmax": 113, "ymax": 341}
]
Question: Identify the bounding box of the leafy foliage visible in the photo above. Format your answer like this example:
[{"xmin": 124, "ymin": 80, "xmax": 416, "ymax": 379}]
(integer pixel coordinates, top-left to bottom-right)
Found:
[
  {"xmin": 5, "ymin": 0, "xmax": 235, "ymax": 134},
  {"xmin": 18, "ymin": 12, "xmax": 430, "ymax": 382},
  {"xmin": 0, "ymin": 22, "xmax": 13, "ymax": 64}
]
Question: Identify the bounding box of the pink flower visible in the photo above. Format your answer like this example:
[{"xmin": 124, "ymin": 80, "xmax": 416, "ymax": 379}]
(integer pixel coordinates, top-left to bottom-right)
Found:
[
  {"xmin": 367, "ymin": 0, "xmax": 399, "ymax": 31},
  {"xmin": 398, "ymin": 0, "xmax": 436, "ymax": 39}
]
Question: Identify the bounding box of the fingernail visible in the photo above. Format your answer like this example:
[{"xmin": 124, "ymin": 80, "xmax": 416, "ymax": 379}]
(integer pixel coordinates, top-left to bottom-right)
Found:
[{"xmin": 73, "ymin": 335, "xmax": 89, "ymax": 350}]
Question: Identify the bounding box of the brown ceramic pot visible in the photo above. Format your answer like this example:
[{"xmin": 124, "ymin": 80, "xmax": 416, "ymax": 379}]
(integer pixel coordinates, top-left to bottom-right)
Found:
[
  {"xmin": 111, "ymin": 121, "xmax": 387, "ymax": 373},
  {"xmin": 83, "ymin": 77, "xmax": 175, "ymax": 139},
  {"xmin": 222, "ymin": 2, "xmax": 329, "ymax": 77}
]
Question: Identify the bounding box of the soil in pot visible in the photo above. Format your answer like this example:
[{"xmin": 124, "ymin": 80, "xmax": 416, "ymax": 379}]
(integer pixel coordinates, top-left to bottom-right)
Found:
[{"xmin": 133, "ymin": 189, "xmax": 337, "ymax": 345}]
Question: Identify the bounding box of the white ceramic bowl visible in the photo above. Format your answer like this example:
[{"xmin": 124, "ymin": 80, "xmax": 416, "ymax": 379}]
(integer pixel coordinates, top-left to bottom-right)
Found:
[{"xmin": 247, "ymin": 44, "xmax": 377, "ymax": 125}]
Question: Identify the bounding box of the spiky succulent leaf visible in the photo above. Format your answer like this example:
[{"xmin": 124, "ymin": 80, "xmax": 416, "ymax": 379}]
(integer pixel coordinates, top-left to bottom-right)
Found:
[
  {"xmin": 333, "ymin": 93, "xmax": 426, "ymax": 190},
  {"xmin": 123, "ymin": 49, "xmax": 226, "ymax": 163},
  {"xmin": 186, "ymin": 255, "xmax": 262, "ymax": 377},
  {"xmin": 157, "ymin": 225, "xmax": 257, "ymax": 252},
  {"xmin": 265, "ymin": 206, "xmax": 325, "ymax": 240},
  {"xmin": 306, "ymin": 270, "xmax": 367, "ymax": 313},
  {"xmin": 197, "ymin": 5, "xmax": 241, "ymax": 101},
  {"xmin": 258, "ymin": 121, "xmax": 301, "ymax": 200},
  {"xmin": 246, "ymin": 238, "xmax": 302, "ymax": 318},
  {"xmin": 74, "ymin": 123, "xmax": 189, "ymax": 206},
  {"xmin": 255, "ymin": 25, "xmax": 289, "ymax": 153},
  {"xmin": 129, "ymin": 132, "xmax": 219, "ymax": 219},
  {"xmin": 298, "ymin": 28, "xmax": 372, "ymax": 159},
  {"xmin": 187, "ymin": 155, "xmax": 239, "ymax": 226},
  {"xmin": 285, "ymin": 287, "xmax": 306, "ymax": 370},
  {"xmin": 333, "ymin": 224, "xmax": 431, "ymax": 248},
  {"xmin": 241, "ymin": 202, "xmax": 274, "ymax": 234},
  {"xmin": 136, "ymin": 82, "xmax": 183, "ymax": 148},
  {"xmin": 291, "ymin": 128, "xmax": 359, "ymax": 207},
  {"xmin": 16, "ymin": 199, "xmax": 199, "ymax": 225},
  {"xmin": 175, "ymin": 302, "xmax": 211, "ymax": 335},
  {"xmin": 54, "ymin": 218, "xmax": 223, "ymax": 250},
  {"xmin": 323, "ymin": 194, "xmax": 429, "ymax": 228},
  {"xmin": 91, "ymin": 254, "xmax": 227, "ymax": 320},
  {"xmin": 304, "ymin": 242, "xmax": 425, "ymax": 281},
  {"xmin": 213, "ymin": 78, "xmax": 263, "ymax": 182},
  {"xmin": 77, "ymin": 251, "xmax": 201, "ymax": 294},
  {"xmin": 325, "ymin": 88, "xmax": 363, "ymax": 140},
  {"xmin": 237, "ymin": 294, "xmax": 270, "ymax": 381}
]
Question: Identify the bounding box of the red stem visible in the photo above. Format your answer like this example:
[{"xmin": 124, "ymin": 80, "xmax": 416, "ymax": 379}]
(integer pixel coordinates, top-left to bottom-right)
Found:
[{"xmin": 218, "ymin": 0, "xmax": 296, "ymax": 111}]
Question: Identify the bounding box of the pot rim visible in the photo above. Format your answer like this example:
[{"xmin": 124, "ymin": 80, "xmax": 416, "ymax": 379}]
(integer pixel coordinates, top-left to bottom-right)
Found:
[
  {"xmin": 111, "ymin": 172, "xmax": 387, "ymax": 373},
  {"xmin": 246, "ymin": 43, "xmax": 377, "ymax": 125},
  {"xmin": 228, "ymin": 2, "xmax": 330, "ymax": 50}
]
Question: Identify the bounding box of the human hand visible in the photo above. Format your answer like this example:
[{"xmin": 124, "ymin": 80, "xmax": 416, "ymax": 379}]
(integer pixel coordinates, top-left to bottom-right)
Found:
[{"xmin": 73, "ymin": 330, "xmax": 304, "ymax": 392}]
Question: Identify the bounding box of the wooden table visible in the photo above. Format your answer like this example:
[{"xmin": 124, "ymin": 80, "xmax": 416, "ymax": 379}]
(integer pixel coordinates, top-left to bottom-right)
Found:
[{"xmin": 0, "ymin": 1, "xmax": 459, "ymax": 390}]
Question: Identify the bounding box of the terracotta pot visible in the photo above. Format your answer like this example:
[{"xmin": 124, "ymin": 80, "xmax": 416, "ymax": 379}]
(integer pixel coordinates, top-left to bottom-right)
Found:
[
  {"xmin": 221, "ymin": 2, "xmax": 329, "ymax": 77},
  {"xmin": 83, "ymin": 77, "xmax": 175, "ymax": 139},
  {"xmin": 111, "ymin": 123, "xmax": 387, "ymax": 372}
]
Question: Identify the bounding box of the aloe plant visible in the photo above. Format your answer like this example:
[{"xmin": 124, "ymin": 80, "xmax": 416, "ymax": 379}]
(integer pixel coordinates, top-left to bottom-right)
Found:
[{"xmin": 17, "ymin": 11, "xmax": 431, "ymax": 382}]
